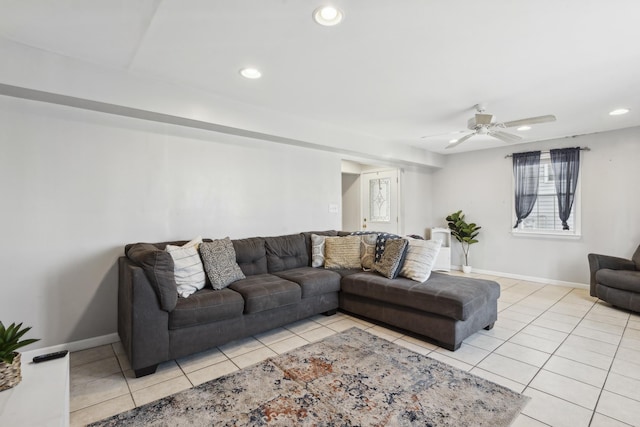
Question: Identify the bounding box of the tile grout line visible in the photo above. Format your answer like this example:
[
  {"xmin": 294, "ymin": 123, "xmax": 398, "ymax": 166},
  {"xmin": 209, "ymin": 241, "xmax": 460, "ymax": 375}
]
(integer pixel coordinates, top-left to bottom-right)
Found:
[
  {"xmin": 473, "ymin": 285, "xmax": 599, "ymax": 425},
  {"xmin": 586, "ymin": 311, "xmax": 634, "ymax": 427},
  {"xmin": 517, "ymin": 288, "xmax": 602, "ymax": 423}
]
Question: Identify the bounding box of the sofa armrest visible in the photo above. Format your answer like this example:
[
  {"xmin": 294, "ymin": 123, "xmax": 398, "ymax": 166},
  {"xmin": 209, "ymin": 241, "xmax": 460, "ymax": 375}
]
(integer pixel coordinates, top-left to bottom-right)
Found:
[
  {"xmin": 125, "ymin": 243, "xmax": 178, "ymax": 312},
  {"xmin": 118, "ymin": 257, "xmax": 170, "ymax": 372},
  {"xmin": 587, "ymin": 253, "xmax": 636, "ymax": 296}
]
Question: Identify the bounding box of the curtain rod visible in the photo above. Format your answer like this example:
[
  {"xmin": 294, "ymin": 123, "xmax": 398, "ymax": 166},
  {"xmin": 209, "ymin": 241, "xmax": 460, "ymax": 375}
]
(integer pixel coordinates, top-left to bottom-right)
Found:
[{"xmin": 504, "ymin": 147, "xmax": 590, "ymax": 158}]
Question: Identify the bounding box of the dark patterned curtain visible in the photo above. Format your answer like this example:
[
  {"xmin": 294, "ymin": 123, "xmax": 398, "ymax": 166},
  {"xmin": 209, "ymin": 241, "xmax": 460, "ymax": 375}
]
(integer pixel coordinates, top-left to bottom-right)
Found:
[
  {"xmin": 513, "ymin": 151, "xmax": 541, "ymax": 228},
  {"xmin": 550, "ymin": 147, "xmax": 580, "ymax": 230}
]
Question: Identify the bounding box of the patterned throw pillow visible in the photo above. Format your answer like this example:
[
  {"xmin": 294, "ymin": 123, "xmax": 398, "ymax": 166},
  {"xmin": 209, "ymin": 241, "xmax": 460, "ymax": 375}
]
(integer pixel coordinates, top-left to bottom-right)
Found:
[
  {"xmin": 324, "ymin": 235, "xmax": 362, "ymax": 269},
  {"xmin": 373, "ymin": 238, "xmax": 409, "ymax": 279},
  {"xmin": 199, "ymin": 238, "xmax": 246, "ymax": 290},
  {"xmin": 360, "ymin": 234, "xmax": 378, "ymax": 270},
  {"xmin": 351, "ymin": 231, "xmax": 402, "ymax": 262},
  {"xmin": 399, "ymin": 239, "xmax": 441, "ymax": 282},
  {"xmin": 165, "ymin": 237, "xmax": 206, "ymax": 298},
  {"xmin": 310, "ymin": 234, "xmax": 328, "ymax": 268}
]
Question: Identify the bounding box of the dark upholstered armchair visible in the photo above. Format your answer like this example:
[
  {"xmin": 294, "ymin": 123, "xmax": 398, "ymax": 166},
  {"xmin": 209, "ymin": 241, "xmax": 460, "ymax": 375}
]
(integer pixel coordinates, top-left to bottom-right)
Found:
[{"xmin": 588, "ymin": 245, "xmax": 640, "ymax": 313}]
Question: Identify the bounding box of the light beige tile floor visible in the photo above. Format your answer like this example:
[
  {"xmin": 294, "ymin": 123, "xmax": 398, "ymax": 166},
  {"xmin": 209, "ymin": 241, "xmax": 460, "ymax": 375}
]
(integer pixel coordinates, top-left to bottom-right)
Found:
[{"xmin": 69, "ymin": 272, "xmax": 640, "ymax": 426}]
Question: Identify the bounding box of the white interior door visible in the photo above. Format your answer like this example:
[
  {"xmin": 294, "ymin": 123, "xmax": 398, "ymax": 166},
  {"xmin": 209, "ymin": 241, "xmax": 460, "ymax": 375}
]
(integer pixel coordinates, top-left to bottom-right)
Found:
[{"xmin": 361, "ymin": 169, "xmax": 400, "ymax": 234}]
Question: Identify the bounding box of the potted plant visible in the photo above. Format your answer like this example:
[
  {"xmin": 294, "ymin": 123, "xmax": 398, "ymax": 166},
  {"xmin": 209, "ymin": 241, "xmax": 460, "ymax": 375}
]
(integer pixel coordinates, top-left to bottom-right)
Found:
[
  {"xmin": 446, "ymin": 210, "xmax": 481, "ymax": 273},
  {"xmin": 0, "ymin": 321, "xmax": 39, "ymax": 392}
]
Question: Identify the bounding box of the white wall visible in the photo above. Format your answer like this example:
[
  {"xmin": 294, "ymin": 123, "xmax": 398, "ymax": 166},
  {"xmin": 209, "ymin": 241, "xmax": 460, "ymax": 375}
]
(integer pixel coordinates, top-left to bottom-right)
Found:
[
  {"xmin": 0, "ymin": 95, "xmax": 342, "ymax": 348},
  {"xmin": 401, "ymin": 167, "xmax": 435, "ymax": 238},
  {"xmin": 341, "ymin": 173, "xmax": 360, "ymax": 231},
  {"xmin": 432, "ymin": 127, "xmax": 640, "ymax": 284}
]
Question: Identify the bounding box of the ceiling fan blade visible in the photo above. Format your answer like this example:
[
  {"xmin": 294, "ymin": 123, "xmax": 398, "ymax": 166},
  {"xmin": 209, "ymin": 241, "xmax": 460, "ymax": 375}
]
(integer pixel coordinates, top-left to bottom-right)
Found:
[
  {"xmin": 420, "ymin": 130, "xmax": 464, "ymax": 139},
  {"xmin": 490, "ymin": 130, "xmax": 522, "ymax": 143},
  {"xmin": 475, "ymin": 113, "xmax": 493, "ymax": 126},
  {"xmin": 502, "ymin": 114, "xmax": 556, "ymax": 128},
  {"xmin": 445, "ymin": 132, "xmax": 475, "ymax": 149}
]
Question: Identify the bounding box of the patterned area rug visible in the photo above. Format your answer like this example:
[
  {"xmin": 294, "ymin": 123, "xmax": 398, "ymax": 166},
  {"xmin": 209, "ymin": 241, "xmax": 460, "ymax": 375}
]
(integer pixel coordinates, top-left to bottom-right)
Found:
[{"xmin": 91, "ymin": 328, "xmax": 529, "ymax": 426}]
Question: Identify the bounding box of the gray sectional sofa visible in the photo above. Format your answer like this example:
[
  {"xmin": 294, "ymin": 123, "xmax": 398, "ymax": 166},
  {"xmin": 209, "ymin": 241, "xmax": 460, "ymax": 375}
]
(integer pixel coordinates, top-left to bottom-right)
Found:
[{"xmin": 119, "ymin": 230, "xmax": 500, "ymax": 377}]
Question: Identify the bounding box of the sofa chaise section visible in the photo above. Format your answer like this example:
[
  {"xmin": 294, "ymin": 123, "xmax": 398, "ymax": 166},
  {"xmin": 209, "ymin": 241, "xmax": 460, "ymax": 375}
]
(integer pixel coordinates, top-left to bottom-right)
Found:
[{"xmin": 340, "ymin": 271, "xmax": 499, "ymax": 350}]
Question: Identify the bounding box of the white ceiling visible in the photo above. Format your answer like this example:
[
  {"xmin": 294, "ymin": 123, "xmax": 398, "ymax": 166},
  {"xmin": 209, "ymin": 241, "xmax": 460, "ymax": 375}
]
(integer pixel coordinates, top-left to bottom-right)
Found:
[{"xmin": 1, "ymin": 0, "xmax": 639, "ymax": 154}]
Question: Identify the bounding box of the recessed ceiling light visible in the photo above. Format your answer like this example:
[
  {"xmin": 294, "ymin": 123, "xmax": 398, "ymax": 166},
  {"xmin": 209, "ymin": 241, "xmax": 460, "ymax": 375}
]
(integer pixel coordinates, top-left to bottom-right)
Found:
[
  {"xmin": 239, "ymin": 68, "xmax": 262, "ymax": 79},
  {"xmin": 517, "ymin": 126, "xmax": 531, "ymax": 131},
  {"xmin": 449, "ymin": 139, "xmax": 458, "ymax": 144},
  {"xmin": 313, "ymin": 6, "xmax": 343, "ymax": 26},
  {"xmin": 609, "ymin": 108, "xmax": 630, "ymax": 116}
]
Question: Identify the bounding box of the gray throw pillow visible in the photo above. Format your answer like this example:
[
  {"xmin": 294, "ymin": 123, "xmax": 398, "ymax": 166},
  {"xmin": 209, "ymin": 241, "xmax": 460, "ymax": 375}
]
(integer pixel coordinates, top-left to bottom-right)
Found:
[
  {"xmin": 200, "ymin": 238, "xmax": 246, "ymax": 290},
  {"xmin": 374, "ymin": 238, "xmax": 409, "ymax": 279},
  {"xmin": 125, "ymin": 243, "xmax": 178, "ymax": 312}
]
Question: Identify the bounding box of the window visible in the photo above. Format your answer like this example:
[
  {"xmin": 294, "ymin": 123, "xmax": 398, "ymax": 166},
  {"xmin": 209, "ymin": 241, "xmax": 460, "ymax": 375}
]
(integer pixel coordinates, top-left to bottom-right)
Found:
[{"xmin": 512, "ymin": 152, "xmax": 581, "ymax": 236}]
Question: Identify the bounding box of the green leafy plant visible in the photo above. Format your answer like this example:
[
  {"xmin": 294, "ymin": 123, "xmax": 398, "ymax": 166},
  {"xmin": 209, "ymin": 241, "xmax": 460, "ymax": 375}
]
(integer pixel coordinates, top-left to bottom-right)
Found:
[
  {"xmin": 0, "ymin": 322, "xmax": 39, "ymax": 364},
  {"xmin": 446, "ymin": 210, "xmax": 481, "ymax": 267}
]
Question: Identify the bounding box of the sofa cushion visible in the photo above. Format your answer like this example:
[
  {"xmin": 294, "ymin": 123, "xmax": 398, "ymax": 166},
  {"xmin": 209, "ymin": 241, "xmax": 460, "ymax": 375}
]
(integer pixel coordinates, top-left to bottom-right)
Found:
[
  {"xmin": 125, "ymin": 243, "xmax": 178, "ymax": 312},
  {"xmin": 229, "ymin": 274, "xmax": 301, "ymax": 314},
  {"xmin": 399, "ymin": 239, "xmax": 441, "ymax": 282},
  {"xmin": 324, "ymin": 236, "xmax": 362, "ymax": 269},
  {"xmin": 373, "ymin": 238, "xmax": 409, "ymax": 279},
  {"xmin": 265, "ymin": 234, "xmax": 309, "ymax": 273},
  {"xmin": 340, "ymin": 271, "xmax": 500, "ymax": 321},
  {"xmin": 169, "ymin": 288, "xmax": 244, "ymax": 330},
  {"xmin": 274, "ymin": 267, "xmax": 341, "ymax": 298},
  {"xmin": 596, "ymin": 269, "xmax": 640, "ymax": 293},
  {"xmin": 165, "ymin": 237, "xmax": 207, "ymax": 298},
  {"xmin": 633, "ymin": 245, "xmax": 640, "ymax": 270},
  {"xmin": 232, "ymin": 237, "xmax": 268, "ymax": 276}
]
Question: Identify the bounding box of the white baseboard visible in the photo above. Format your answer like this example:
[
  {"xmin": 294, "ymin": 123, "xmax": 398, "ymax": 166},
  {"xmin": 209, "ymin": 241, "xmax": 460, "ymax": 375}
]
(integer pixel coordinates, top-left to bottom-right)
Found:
[
  {"xmin": 22, "ymin": 333, "xmax": 120, "ymax": 360},
  {"xmin": 450, "ymin": 265, "xmax": 589, "ymax": 290}
]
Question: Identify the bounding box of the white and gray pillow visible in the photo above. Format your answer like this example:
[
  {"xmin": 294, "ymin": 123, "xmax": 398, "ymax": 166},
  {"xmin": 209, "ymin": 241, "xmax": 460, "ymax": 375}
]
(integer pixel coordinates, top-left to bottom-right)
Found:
[
  {"xmin": 310, "ymin": 234, "xmax": 328, "ymax": 268},
  {"xmin": 399, "ymin": 239, "xmax": 441, "ymax": 282},
  {"xmin": 165, "ymin": 237, "xmax": 206, "ymax": 298},
  {"xmin": 199, "ymin": 237, "xmax": 246, "ymax": 290}
]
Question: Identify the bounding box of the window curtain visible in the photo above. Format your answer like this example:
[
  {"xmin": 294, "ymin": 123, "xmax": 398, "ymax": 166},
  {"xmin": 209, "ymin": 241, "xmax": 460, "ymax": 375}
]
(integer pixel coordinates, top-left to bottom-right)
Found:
[
  {"xmin": 550, "ymin": 147, "xmax": 580, "ymax": 230},
  {"xmin": 512, "ymin": 151, "xmax": 541, "ymax": 228}
]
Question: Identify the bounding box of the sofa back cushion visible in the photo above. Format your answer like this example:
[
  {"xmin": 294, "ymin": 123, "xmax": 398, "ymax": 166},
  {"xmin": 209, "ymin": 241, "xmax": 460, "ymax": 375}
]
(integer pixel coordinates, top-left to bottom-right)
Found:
[
  {"xmin": 232, "ymin": 237, "xmax": 268, "ymax": 276},
  {"xmin": 125, "ymin": 243, "xmax": 178, "ymax": 312},
  {"xmin": 265, "ymin": 234, "xmax": 309, "ymax": 272},
  {"xmin": 633, "ymin": 244, "xmax": 640, "ymax": 270}
]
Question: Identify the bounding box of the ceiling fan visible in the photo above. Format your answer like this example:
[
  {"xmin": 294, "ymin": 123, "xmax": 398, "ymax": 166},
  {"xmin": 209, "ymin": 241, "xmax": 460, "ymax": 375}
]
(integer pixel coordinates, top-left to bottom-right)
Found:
[{"xmin": 445, "ymin": 104, "xmax": 556, "ymax": 149}]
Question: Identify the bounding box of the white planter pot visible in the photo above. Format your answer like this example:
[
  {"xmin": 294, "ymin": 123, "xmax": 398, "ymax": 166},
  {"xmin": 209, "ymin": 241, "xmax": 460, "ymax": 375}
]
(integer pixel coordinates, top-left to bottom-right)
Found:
[{"xmin": 462, "ymin": 265, "xmax": 472, "ymax": 274}]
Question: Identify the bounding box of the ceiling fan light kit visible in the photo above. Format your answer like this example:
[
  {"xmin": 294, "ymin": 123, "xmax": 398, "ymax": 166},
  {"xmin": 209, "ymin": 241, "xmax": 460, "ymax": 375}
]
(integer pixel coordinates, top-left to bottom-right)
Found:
[
  {"xmin": 609, "ymin": 108, "xmax": 629, "ymax": 116},
  {"xmin": 445, "ymin": 104, "xmax": 556, "ymax": 150},
  {"xmin": 313, "ymin": 6, "xmax": 344, "ymax": 26},
  {"xmin": 239, "ymin": 68, "xmax": 262, "ymax": 79}
]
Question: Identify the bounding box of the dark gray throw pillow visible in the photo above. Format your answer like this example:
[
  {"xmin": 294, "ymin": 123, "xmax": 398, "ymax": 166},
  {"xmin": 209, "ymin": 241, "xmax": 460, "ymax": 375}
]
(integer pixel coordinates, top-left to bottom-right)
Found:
[
  {"xmin": 200, "ymin": 238, "xmax": 246, "ymax": 290},
  {"xmin": 373, "ymin": 238, "xmax": 409, "ymax": 279},
  {"xmin": 125, "ymin": 243, "xmax": 178, "ymax": 312}
]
